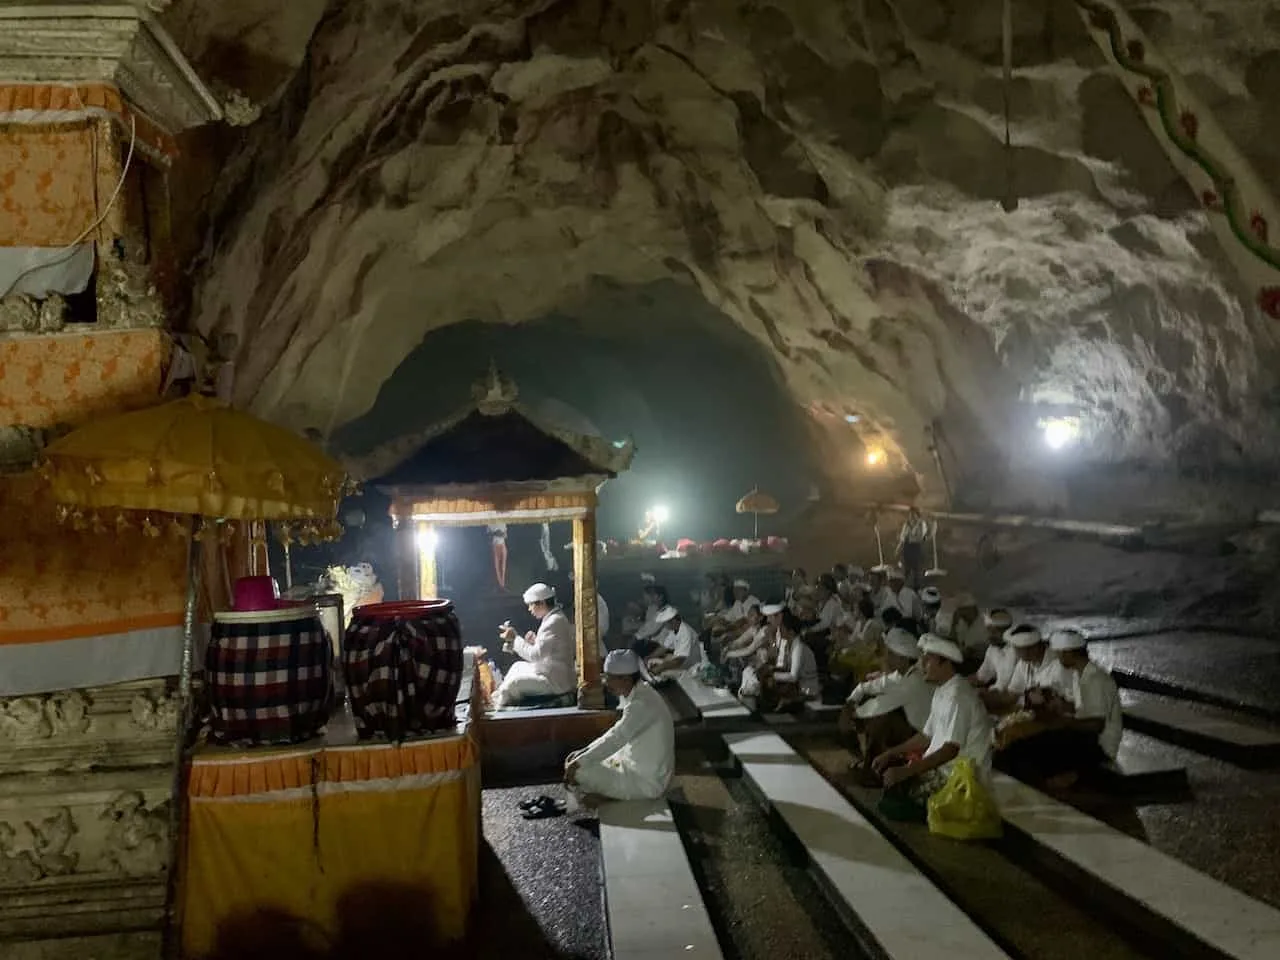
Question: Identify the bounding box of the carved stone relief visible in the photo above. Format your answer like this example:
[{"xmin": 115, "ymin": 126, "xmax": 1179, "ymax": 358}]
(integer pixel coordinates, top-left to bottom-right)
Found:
[
  {"xmin": 0, "ymin": 293, "xmax": 67, "ymax": 334},
  {"xmin": 95, "ymin": 254, "xmax": 167, "ymax": 329}
]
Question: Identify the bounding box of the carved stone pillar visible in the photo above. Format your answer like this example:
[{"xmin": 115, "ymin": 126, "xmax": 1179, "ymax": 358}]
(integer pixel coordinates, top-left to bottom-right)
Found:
[
  {"xmin": 573, "ymin": 512, "xmax": 603, "ymax": 710},
  {"xmin": 415, "ymin": 520, "xmax": 437, "ymax": 600}
]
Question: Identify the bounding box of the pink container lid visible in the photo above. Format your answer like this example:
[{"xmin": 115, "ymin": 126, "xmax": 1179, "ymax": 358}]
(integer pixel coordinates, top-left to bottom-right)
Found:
[{"xmin": 232, "ymin": 576, "xmax": 280, "ymax": 612}]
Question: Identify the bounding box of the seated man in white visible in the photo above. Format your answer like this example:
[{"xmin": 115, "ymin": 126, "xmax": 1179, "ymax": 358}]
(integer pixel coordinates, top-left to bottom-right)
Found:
[
  {"xmin": 708, "ymin": 579, "xmax": 760, "ymax": 637},
  {"xmin": 873, "ymin": 635, "xmax": 993, "ymax": 816},
  {"xmin": 494, "ymin": 582, "xmax": 576, "ymax": 708},
  {"xmin": 839, "ymin": 628, "xmax": 932, "ymax": 785},
  {"xmin": 646, "ymin": 605, "xmax": 703, "ymax": 681},
  {"xmin": 565, "ymin": 650, "xmax": 675, "ymax": 805},
  {"xmin": 980, "ymin": 624, "xmax": 1064, "ymax": 714},
  {"xmin": 996, "ymin": 629, "xmax": 1122, "ymax": 790}
]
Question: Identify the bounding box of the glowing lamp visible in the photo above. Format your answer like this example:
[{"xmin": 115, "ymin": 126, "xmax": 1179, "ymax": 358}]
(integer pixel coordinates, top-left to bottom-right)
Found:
[
  {"xmin": 1042, "ymin": 418, "xmax": 1079, "ymax": 451},
  {"xmin": 416, "ymin": 527, "xmax": 439, "ymax": 552},
  {"xmin": 652, "ymin": 505, "xmax": 670, "ymax": 524},
  {"xmin": 865, "ymin": 449, "xmax": 885, "ymax": 467}
]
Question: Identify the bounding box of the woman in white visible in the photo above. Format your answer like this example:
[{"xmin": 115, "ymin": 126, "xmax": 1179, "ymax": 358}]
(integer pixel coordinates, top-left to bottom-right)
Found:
[
  {"xmin": 721, "ymin": 603, "xmax": 769, "ymax": 674},
  {"xmin": 494, "ymin": 583, "xmax": 576, "ymax": 707},
  {"xmin": 768, "ymin": 610, "xmax": 822, "ymax": 707},
  {"xmin": 566, "ymin": 650, "xmax": 674, "ymax": 805}
]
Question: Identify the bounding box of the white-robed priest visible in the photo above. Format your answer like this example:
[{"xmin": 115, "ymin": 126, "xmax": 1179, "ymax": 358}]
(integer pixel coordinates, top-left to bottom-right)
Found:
[
  {"xmin": 564, "ymin": 649, "xmax": 675, "ymax": 806},
  {"xmin": 494, "ymin": 582, "xmax": 576, "ymax": 708}
]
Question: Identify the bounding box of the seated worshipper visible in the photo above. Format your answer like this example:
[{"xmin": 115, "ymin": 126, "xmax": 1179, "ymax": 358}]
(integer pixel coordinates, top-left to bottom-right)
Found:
[
  {"xmin": 803, "ymin": 574, "xmax": 842, "ymax": 666},
  {"xmin": 494, "ymin": 583, "xmax": 576, "ymax": 708},
  {"xmin": 840, "ymin": 629, "xmax": 932, "ymax": 785},
  {"xmin": 970, "ymin": 609, "xmax": 1015, "ymax": 688},
  {"xmin": 738, "ymin": 603, "xmax": 784, "ymax": 698},
  {"xmin": 720, "ymin": 603, "xmax": 768, "ymax": 682},
  {"xmin": 980, "ymin": 624, "xmax": 1063, "ymax": 715},
  {"xmin": 697, "ymin": 573, "xmax": 727, "ymax": 617},
  {"xmin": 947, "ymin": 594, "xmax": 988, "ymax": 667},
  {"xmin": 920, "ymin": 587, "xmax": 943, "ymax": 633},
  {"xmin": 708, "ymin": 579, "xmax": 760, "ymax": 637},
  {"xmin": 872, "ymin": 635, "xmax": 994, "ymax": 819},
  {"xmin": 631, "ymin": 584, "xmax": 670, "ymax": 657},
  {"xmin": 646, "ymin": 606, "xmax": 704, "ymax": 681},
  {"xmin": 995, "ymin": 630, "xmax": 1122, "ymax": 790},
  {"xmin": 758, "ymin": 611, "xmax": 822, "ymax": 711},
  {"xmin": 564, "ymin": 650, "xmax": 675, "ymax": 806},
  {"xmin": 880, "ymin": 568, "xmax": 923, "ymax": 622},
  {"xmin": 830, "ymin": 597, "xmax": 885, "ymax": 682},
  {"xmin": 785, "ymin": 568, "xmax": 808, "ymax": 607}
]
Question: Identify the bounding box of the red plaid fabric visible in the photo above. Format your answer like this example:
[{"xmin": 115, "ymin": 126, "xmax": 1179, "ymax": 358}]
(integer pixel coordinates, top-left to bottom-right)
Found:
[
  {"xmin": 206, "ymin": 613, "xmax": 333, "ymax": 745},
  {"xmin": 344, "ymin": 601, "xmax": 464, "ymax": 741}
]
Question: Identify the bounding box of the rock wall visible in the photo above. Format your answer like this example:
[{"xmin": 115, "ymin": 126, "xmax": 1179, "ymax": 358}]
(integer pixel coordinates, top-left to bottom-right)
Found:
[{"xmin": 189, "ymin": 0, "xmax": 1280, "ymax": 512}]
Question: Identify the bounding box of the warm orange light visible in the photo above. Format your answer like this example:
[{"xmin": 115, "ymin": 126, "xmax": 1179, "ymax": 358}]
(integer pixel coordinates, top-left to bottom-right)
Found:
[{"xmin": 865, "ymin": 449, "xmax": 885, "ymax": 467}]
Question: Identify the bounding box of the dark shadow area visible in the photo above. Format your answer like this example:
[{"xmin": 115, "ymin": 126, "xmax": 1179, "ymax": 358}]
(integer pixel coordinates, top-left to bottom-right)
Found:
[
  {"xmin": 332, "ymin": 279, "xmax": 822, "ymax": 542},
  {"xmin": 196, "ymin": 850, "xmax": 596, "ymax": 960}
]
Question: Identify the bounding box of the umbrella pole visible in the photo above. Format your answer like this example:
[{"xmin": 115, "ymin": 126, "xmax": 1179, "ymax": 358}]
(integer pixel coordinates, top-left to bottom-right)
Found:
[
  {"xmin": 162, "ymin": 525, "xmax": 202, "ymax": 959},
  {"xmin": 754, "ymin": 511, "xmax": 759, "ymax": 539}
]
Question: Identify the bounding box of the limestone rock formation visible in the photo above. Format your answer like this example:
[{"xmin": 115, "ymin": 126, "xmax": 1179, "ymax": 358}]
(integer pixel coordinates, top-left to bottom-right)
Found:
[{"xmin": 186, "ymin": 0, "xmax": 1280, "ymax": 511}]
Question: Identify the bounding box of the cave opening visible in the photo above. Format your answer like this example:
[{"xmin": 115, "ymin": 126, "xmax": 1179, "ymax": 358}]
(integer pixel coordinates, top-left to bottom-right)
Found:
[{"xmin": 333, "ymin": 280, "xmax": 824, "ymax": 543}]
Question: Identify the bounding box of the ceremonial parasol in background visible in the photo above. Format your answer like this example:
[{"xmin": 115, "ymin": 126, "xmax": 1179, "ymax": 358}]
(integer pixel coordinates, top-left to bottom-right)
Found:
[
  {"xmin": 37, "ymin": 392, "xmax": 350, "ymax": 954},
  {"xmin": 736, "ymin": 487, "xmax": 780, "ymax": 538}
]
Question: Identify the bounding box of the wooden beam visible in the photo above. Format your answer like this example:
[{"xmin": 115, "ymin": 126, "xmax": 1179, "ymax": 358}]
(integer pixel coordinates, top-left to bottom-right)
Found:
[{"xmin": 573, "ymin": 511, "xmax": 603, "ymax": 710}]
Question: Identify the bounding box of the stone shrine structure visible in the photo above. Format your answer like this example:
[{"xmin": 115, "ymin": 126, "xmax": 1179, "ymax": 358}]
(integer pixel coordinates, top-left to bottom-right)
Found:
[{"xmin": 0, "ymin": 3, "xmax": 220, "ymax": 957}]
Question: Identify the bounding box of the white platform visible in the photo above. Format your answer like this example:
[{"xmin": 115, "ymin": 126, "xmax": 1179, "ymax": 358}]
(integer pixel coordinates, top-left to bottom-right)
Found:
[
  {"xmin": 1122, "ymin": 696, "xmax": 1280, "ymax": 748},
  {"xmin": 676, "ymin": 675, "xmax": 751, "ymax": 719},
  {"xmin": 992, "ymin": 773, "xmax": 1280, "ymax": 959},
  {"xmin": 726, "ymin": 731, "xmax": 1011, "ymax": 960},
  {"xmin": 599, "ymin": 798, "xmax": 723, "ymax": 960}
]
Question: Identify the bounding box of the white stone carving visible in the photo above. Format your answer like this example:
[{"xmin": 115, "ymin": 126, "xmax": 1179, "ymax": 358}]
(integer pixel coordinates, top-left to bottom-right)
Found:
[
  {"xmin": 0, "ymin": 4, "xmax": 222, "ymax": 133},
  {"xmin": 128, "ymin": 690, "xmax": 178, "ymax": 733}
]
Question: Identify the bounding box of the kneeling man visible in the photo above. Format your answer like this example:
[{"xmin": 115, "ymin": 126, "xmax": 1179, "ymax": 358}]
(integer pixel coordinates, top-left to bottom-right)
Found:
[{"xmin": 565, "ymin": 650, "xmax": 675, "ymax": 806}]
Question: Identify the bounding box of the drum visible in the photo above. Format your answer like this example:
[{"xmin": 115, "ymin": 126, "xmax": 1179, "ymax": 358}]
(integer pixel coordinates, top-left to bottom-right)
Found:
[
  {"xmin": 207, "ymin": 607, "xmax": 333, "ymax": 745},
  {"xmin": 343, "ymin": 600, "xmax": 464, "ymax": 740}
]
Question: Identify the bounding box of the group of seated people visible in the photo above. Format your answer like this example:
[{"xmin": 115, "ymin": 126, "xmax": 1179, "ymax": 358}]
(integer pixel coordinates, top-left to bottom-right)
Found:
[{"xmin": 620, "ymin": 563, "xmax": 1122, "ymax": 814}]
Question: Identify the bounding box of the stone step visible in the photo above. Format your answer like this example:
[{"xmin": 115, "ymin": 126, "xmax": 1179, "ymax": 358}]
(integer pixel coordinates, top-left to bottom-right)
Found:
[
  {"xmin": 726, "ymin": 731, "xmax": 1011, "ymax": 960},
  {"xmin": 1120, "ymin": 693, "xmax": 1280, "ymax": 767},
  {"xmin": 599, "ymin": 798, "xmax": 723, "ymax": 960},
  {"xmin": 992, "ymin": 772, "xmax": 1280, "ymax": 959}
]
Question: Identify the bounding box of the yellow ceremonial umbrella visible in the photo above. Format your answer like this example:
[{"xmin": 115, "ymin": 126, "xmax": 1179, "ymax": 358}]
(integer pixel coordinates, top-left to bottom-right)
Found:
[
  {"xmin": 736, "ymin": 487, "xmax": 780, "ymax": 538},
  {"xmin": 38, "ymin": 392, "xmax": 349, "ymax": 955}
]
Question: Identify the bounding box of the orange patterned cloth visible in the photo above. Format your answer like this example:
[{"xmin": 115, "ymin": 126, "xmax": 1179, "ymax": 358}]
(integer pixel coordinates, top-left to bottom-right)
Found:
[
  {"xmin": 0, "ymin": 329, "xmax": 185, "ymax": 645},
  {"xmin": 0, "ymin": 329, "xmax": 168, "ymax": 429},
  {"xmin": 0, "ymin": 124, "xmax": 100, "ymax": 248}
]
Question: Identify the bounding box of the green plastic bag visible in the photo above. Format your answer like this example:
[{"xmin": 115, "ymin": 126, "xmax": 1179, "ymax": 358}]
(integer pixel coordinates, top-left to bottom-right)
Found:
[{"xmin": 926, "ymin": 759, "xmax": 1003, "ymax": 840}]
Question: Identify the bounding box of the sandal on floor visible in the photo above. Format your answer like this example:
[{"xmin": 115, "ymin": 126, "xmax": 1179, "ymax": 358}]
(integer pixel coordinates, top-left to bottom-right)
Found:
[
  {"xmin": 518, "ymin": 794, "xmax": 555, "ymax": 812},
  {"xmin": 521, "ymin": 796, "xmax": 566, "ymax": 820}
]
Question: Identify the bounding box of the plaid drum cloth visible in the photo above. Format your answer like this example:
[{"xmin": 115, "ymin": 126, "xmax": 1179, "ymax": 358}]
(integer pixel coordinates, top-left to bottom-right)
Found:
[
  {"xmin": 206, "ymin": 608, "xmax": 333, "ymax": 745},
  {"xmin": 344, "ymin": 600, "xmax": 464, "ymax": 740}
]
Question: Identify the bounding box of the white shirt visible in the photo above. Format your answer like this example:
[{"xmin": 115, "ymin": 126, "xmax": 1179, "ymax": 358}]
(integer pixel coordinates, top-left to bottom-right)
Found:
[
  {"xmin": 899, "ymin": 516, "xmax": 930, "ymax": 546},
  {"xmin": 951, "ymin": 615, "xmax": 988, "ymax": 656},
  {"xmin": 724, "ymin": 624, "xmax": 769, "ymax": 660},
  {"xmin": 998, "ymin": 650, "xmax": 1058, "ymax": 696},
  {"xmin": 513, "ymin": 608, "xmax": 576, "ymax": 694},
  {"xmin": 596, "ymin": 594, "xmax": 611, "ymax": 659},
  {"xmin": 723, "ymin": 594, "xmax": 761, "ymax": 623},
  {"xmin": 635, "ymin": 603, "xmax": 663, "ymax": 640},
  {"xmin": 661, "ymin": 620, "xmax": 703, "ymax": 668},
  {"xmin": 975, "ymin": 643, "xmax": 1015, "ymax": 687},
  {"xmin": 1069, "ymin": 661, "xmax": 1123, "ymax": 759},
  {"xmin": 808, "ymin": 595, "xmax": 842, "ymax": 634},
  {"xmin": 851, "ymin": 664, "xmax": 932, "ymax": 731},
  {"xmin": 923, "ymin": 674, "xmax": 993, "ymax": 776},
  {"xmin": 774, "ymin": 636, "xmax": 821, "ymax": 698},
  {"xmin": 576, "ymin": 681, "xmax": 675, "ymax": 795}
]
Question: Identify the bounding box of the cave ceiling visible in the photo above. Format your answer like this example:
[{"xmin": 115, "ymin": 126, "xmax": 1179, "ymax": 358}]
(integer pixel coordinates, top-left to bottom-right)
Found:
[{"xmin": 154, "ymin": 0, "xmax": 1280, "ymax": 508}]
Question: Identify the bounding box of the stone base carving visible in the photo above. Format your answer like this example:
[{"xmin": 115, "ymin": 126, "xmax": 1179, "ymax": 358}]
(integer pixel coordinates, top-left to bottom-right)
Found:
[
  {"xmin": 95, "ymin": 254, "xmax": 166, "ymax": 329},
  {"xmin": 0, "ymin": 679, "xmax": 175, "ymax": 957},
  {"xmin": 0, "ymin": 294, "xmax": 67, "ymax": 334}
]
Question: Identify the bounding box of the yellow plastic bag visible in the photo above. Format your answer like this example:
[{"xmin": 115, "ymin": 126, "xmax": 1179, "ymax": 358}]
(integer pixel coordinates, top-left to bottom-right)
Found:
[{"xmin": 926, "ymin": 758, "xmax": 1003, "ymax": 840}]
